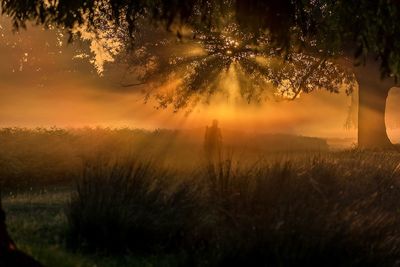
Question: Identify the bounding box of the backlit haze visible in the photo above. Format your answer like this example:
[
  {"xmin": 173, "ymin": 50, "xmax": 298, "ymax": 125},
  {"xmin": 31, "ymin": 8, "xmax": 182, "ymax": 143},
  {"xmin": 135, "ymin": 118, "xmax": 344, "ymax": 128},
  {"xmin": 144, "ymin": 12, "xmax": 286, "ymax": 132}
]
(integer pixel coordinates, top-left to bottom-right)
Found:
[{"xmin": 1, "ymin": 17, "xmax": 400, "ymax": 145}]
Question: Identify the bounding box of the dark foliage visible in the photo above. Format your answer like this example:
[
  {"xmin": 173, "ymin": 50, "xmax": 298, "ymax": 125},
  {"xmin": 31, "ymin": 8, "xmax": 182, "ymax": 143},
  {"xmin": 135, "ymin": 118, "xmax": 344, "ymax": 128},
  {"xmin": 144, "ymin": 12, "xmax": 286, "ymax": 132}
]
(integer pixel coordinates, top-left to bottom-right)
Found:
[
  {"xmin": 66, "ymin": 159, "xmax": 203, "ymax": 253},
  {"xmin": 2, "ymin": 0, "xmax": 400, "ymax": 79},
  {"xmin": 66, "ymin": 153, "xmax": 400, "ymax": 266}
]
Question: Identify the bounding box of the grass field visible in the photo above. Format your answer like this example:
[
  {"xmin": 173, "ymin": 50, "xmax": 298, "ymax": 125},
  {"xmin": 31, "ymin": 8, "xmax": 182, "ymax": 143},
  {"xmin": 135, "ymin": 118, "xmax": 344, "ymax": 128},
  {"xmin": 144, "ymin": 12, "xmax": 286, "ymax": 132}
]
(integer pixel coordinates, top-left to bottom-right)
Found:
[
  {"xmin": 2, "ymin": 128, "xmax": 400, "ymax": 266},
  {"xmin": 3, "ymin": 188, "xmax": 185, "ymax": 267}
]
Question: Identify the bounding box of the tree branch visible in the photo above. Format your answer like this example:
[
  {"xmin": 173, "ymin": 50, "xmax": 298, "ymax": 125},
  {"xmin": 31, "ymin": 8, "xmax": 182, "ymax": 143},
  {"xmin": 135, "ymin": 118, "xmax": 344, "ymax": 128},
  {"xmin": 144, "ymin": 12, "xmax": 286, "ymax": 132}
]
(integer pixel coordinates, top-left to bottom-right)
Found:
[
  {"xmin": 120, "ymin": 82, "xmax": 147, "ymax": 87},
  {"xmin": 290, "ymin": 58, "xmax": 327, "ymax": 100}
]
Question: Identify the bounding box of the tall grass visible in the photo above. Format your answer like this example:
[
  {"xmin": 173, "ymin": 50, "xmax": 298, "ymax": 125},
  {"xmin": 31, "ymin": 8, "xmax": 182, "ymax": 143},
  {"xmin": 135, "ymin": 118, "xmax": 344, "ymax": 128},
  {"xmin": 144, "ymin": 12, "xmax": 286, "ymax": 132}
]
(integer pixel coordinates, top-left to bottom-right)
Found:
[
  {"xmin": 66, "ymin": 151, "xmax": 400, "ymax": 266},
  {"xmin": 66, "ymin": 158, "xmax": 202, "ymax": 253}
]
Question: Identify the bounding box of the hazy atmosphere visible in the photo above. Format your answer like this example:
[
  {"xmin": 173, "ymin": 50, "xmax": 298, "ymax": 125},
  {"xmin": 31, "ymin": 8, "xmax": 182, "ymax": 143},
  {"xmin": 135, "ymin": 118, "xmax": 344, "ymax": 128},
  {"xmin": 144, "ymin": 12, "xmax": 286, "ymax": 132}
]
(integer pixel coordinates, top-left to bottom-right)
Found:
[
  {"xmin": 2, "ymin": 1, "xmax": 400, "ymax": 267},
  {"xmin": 0, "ymin": 17, "xmax": 366, "ymax": 139}
]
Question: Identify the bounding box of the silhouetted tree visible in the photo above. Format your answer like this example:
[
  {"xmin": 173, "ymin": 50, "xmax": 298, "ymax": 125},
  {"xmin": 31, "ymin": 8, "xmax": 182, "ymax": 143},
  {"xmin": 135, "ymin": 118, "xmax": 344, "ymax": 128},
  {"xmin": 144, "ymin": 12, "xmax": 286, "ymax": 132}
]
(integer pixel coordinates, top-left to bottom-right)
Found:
[{"xmin": 2, "ymin": 0, "xmax": 400, "ymax": 149}]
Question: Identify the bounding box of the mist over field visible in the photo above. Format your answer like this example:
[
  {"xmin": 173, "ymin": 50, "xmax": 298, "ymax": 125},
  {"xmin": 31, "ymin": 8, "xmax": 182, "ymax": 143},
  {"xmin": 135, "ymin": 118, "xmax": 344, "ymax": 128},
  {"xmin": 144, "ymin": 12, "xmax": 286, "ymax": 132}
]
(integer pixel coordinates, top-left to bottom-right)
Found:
[
  {"xmin": 2, "ymin": 2, "xmax": 400, "ymax": 267},
  {"xmin": 0, "ymin": 17, "xmax": 359, "ymax": 138}
]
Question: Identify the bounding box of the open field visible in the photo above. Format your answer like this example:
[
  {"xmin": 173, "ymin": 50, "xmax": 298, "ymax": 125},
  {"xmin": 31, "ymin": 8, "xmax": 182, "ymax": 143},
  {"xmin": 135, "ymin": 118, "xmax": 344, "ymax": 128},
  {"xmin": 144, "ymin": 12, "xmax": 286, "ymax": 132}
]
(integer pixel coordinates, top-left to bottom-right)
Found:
[
  {"xmin": 0, "ymin": 127, "xmax": 330, "ymax": 190},
  {"xmin": 2, "ymin": 128, "xmax": 400, "ymax": 266}
]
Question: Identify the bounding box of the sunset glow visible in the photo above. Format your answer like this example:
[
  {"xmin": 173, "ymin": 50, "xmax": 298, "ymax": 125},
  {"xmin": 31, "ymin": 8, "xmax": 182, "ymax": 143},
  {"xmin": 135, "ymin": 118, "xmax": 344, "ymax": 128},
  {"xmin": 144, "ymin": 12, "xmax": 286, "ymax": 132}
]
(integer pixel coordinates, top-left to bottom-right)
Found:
[{"xmin": 1, "ymin": 14, "xmax": 400, "ymax": 144}]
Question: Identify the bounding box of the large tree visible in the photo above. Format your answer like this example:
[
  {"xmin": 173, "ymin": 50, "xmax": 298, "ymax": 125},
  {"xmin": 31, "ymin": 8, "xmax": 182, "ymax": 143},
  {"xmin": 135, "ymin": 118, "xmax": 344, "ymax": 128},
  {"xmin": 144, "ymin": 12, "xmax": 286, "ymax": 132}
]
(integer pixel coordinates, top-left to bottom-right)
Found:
[{"xmin": 2, "ymin": 0, "xmax": 400, "ymax": 149}]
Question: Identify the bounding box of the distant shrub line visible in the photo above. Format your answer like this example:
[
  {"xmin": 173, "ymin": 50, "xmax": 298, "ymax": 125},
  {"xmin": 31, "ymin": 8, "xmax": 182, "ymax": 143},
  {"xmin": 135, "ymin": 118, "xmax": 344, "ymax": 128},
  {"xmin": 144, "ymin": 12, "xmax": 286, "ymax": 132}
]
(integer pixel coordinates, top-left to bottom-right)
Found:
[{"xmin": 0, "ymin": 127, "xmax": 330, "ymax": 190}]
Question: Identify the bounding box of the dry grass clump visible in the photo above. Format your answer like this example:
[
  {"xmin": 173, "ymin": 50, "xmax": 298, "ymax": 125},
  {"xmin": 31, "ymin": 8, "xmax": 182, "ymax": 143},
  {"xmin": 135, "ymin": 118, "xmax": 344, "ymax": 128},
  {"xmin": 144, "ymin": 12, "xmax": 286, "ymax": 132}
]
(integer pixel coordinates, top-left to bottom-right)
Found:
[
  {"xmin": 66, "ymin": 158, "xmax": 202, "ymax": 253},
  {"xmin": 66, "ymin": 151, "xmax": 400, "ymax": 266}
]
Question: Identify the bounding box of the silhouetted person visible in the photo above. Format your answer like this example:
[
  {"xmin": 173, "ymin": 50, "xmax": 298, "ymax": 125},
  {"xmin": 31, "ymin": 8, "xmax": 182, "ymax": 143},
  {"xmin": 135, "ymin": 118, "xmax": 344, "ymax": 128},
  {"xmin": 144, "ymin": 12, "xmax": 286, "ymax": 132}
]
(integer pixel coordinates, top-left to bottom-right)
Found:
[
  {"xmin": 0, "ymin": 196, "xmax": 44, "ymax": 267},
  {"xmin": 204, "ymin": 120, "xmax": 223, "ymax": 163}
]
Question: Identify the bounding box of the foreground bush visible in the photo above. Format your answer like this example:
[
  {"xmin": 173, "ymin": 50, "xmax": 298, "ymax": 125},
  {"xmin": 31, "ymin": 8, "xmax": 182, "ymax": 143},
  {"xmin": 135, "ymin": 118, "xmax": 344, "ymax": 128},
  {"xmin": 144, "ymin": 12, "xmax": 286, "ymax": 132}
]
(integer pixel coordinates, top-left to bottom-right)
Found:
[
  {"xmin": 67, "ymin": 152, "xmax": 400, "ymax": 266},
  {"xmin": 66, "ymin": 159, "xmax": 204, "ymax": 253}
]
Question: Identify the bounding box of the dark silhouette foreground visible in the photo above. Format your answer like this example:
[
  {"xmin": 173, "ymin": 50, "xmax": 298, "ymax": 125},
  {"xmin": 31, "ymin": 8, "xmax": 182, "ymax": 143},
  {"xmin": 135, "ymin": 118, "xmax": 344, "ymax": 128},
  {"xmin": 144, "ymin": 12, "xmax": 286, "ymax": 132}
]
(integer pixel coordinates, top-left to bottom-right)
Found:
[{"xmin": 0, "ymin": 200, "xmax": 44, "ymax": 267}]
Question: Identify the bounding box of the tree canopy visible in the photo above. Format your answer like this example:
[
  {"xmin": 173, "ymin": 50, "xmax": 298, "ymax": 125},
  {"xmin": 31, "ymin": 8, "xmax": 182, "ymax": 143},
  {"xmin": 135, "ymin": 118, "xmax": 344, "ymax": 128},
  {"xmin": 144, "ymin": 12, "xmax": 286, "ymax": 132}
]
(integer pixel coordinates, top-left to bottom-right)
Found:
[
  {"xmin": 2, "ymin": 0, "xmax": 400, "ymax": 78},
  {"xmin": 113, "ymin": 26, "xmax": 355, "ymax": 111},
  {"xmin": 3, "ymin": 0, "xmax": 400, "ymax": 149},
  {"xmin": 1, "ymin": 0, "xmax": 399, "ymax": 115}
]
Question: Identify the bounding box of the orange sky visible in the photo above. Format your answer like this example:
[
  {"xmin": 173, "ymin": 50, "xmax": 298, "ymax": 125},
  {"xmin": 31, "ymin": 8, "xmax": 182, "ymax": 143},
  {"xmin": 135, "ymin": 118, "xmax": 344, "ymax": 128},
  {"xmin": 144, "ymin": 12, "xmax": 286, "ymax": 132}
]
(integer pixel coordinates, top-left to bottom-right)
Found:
[{"xmin": 0, "ymin": 17, "xmax": 399, "ymax": 142}]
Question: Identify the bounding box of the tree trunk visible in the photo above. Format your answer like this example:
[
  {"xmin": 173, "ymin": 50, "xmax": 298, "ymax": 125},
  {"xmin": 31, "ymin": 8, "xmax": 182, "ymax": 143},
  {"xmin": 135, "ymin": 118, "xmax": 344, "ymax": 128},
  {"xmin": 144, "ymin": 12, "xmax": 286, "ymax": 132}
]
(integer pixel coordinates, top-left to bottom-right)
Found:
[
  {"xmin": 355, "ymin": 60, "xmax": 396, "ymax": 150},
  {"xmin": 357, "ymin": 80, "xmax": 393, "ymax": 149}
]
